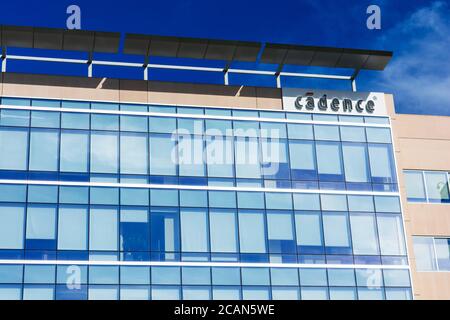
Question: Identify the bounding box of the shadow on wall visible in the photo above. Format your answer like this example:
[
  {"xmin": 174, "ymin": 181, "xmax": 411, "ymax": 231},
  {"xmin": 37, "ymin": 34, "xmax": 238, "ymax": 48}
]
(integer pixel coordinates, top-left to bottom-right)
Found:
[{"xmin": 0, "ymin": 72, "xmax": 282, "ymax": 109}]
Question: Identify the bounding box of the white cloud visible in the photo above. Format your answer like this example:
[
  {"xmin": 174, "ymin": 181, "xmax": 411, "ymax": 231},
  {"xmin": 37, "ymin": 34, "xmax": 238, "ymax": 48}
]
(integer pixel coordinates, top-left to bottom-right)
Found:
[{"xmin": 369, "ymin": 1, "xmax": 450, "ymax": 114}]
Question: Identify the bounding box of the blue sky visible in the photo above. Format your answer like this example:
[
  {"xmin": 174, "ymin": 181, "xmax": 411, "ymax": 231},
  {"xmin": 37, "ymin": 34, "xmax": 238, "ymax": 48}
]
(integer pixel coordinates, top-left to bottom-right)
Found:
[{"xmin": 0, "ymin": 0, "xmax": 449, "ymax": 115}]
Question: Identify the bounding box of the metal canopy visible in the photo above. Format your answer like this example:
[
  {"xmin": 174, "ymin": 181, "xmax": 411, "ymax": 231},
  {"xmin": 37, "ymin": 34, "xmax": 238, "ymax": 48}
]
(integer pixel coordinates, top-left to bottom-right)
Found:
[
  {"xmin": 260, "ymin": 44, "xmax": 392, "ymax": 71},
  {"xmin": 124, "ymin": 33, "xmax": 392, "ymax": 70},
  {"xmin": 124, "ymin": 34, "xmax": 262, "ymax": 62},
  {"xmin": 0, "ymin": 26, "xmax": 121, "ymax": 53}
]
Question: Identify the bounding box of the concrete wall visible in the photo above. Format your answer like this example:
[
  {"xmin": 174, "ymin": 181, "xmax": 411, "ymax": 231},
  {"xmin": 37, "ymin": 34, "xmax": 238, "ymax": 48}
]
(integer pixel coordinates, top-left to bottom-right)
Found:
[{"xmin": 387, "ymin": 94, "xmax": 450, "ymax": 300}]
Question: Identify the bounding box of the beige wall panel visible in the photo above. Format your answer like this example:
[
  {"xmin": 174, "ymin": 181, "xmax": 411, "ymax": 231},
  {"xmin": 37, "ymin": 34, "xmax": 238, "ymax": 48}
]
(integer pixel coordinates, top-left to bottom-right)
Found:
[
  {"xmin": 119, "ymin": 79, "xmax": 148, "ymax": 104},
  {"xmin": 2, "ymin": 73, "xmax": 120, "ymax": 101},
  {"xmin": 147, "ymin": 81, "xmax": 260, "ymax": 109},
  {"xmin": 404, "ymin": 204, "xmax": 450, "ymax": 236},
  {"xmin": 411, "ymin": 272, "xmax": 450, "ymax": 300},
  {"xmin": 256, "ymin": 87, "xmax": 282, "ymax": 110},
  {"xmin": 396, "ymin": 138, "xmax": 450, "ymax": 170}
]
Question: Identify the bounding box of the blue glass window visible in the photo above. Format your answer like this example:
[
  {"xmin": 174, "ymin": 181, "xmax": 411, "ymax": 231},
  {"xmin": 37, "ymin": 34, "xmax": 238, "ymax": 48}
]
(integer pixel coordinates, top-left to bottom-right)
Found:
[
  {"xmin": 91, "ymin": 132, "xmax": 119, "ymax": 173},
  {"xmin": 377, "ymin": 214, "xmax": 406, "ymax": 256},
  {"xmin": 322, "ymin": 211, "xmax": 352, "ymax": 254},
  {"xmin": 211, "ymin": 267, "xmax": 241, "ymax": 285},
  {"xmin": 89, "ymin": 207, "xmax": 118, "ymax": 251},
  {"xmin": 424, "ymin": 171, "xmax": 450, "ymax": 203},
  {"xmin": 368, "ymin": 144, "xmax": 396, "ymax": 184},
  {"xmin": 58, "ymin": 205, "xmax": 88, "ymax": 250},
  {"xmin": 29, "ymin": 129, "xmax": 59, "ymax": 171},
  {"xmin": 209, "ymin": 209, "xmax": 238, "ymax": 253},
  {"xmin": 206, "ymin": 136, "xmax": 235, "ymax": 177},
  {"xmin": 0, "ymin": 185, "xmax": 26, "ymax": 202},
  {"xmin": 61, "ymin": 112, "xmax": 90, "ymax": 130},
  {"xmin": 151, "ymin": 267, "xmax": 181, "ymax": 285},
  {"xmin": 261, "ymin": 139, "xmax": 290, "ymax": 179},
  {"xmin": 28, "ymin": 185, "xmax": 58, "ymax": 203},
  {"xmin": 149, "ymin": 117, "xmax": 177, "ymax": 133},
  {"xmin": 150, "ymin": 189, "xmax": 179, "ymax": 207},
  {"xmin": 59, "ymin": 187, "xmax": 89, "ymax": 204},
  {"xmin": 287, "ymin": 124, "xmax": 313, "ymax": 140},
  {"xmin": 149, "ymin": 134, "xmax": 177, "ymax": 175},
  {"xmin": 289, "ymin": 140, "xmax": 317, "ymax": 180},
  {"xmin": 26, "ymin": 205, "xmax": 57, "ymax": 250},
  {"xmin": 31, "ymin": 111, "xmax": 60, "ymax": 128},
  {"xmin": 0, "ymin": 204, "xmax": 25, "ymax": 249},
  {"xmin": 91, "ymin": 114, "xmax": 119, "ymax": 131},
  {"xmin": 60, "ymin": 130, "xmax": 89, "ymax": 172},
  {"xmin": 404, "ymin": 171, "xmax": 426, "ymax": 202},
  {"xmin": 316, "ymin": 142, "xmax": 344, "ymax": 182},
  {"xmin": 120, "ymin": 133, "xmax": 148, "ymax": 174},
  {"xmin": 0, "ymin": 109, "xmax": 30, "ymax": 127},
  {"xmin": 120, "ymin": 208, "xmax": 149, "ymax": 252},
  {"xmin": 238, "ymin": 210, "xmax": 267, "ymax": 253},
  {"xmin": 267, "ymin": 211, "xmax": 296, "ymax": 254},
  {"xmin": 120, "ymin": 266, "xmax": 150, "ymax": 285},
  {"xmin": 182, "ymin": 267, "xmax": 211, "ymax": 285},
  {"xmin": 295, "ymin": 211, "xmax": 324, "ymax": 254},
  {"xmin": 0, "ymin": 128, "xmax": 29, "ymax": 170},
  {"xmin": 235, "ymin": 137, "xmax": 261, "ymax": 179},
  {"xmin": 178, "ymin": 135, "xmax": 206, "ymax": 177},
  {"xmin": 342, "ymin": 143, "xmax": 370, "ymax": 183},
  {"xmin": 208, "ymin": 191, "xmax": 236, "ymax": 208},
  {"xmin": 151, "ymin": 286, "xmax": 181, "ymax": 300},
  {"xmin": 120, "ymin": 115, "xmax": 148, "ymax": 132},
  {"xmin": 150, "ymin": 208, "xmax": 180, "ymax": 253},
  {"xmin": 350, "ymin": 212, "xmax": 380, "ymax": 255},
  {"xmin": 180, "ymin": 208, "xmax": 209, "ymax": 252}
]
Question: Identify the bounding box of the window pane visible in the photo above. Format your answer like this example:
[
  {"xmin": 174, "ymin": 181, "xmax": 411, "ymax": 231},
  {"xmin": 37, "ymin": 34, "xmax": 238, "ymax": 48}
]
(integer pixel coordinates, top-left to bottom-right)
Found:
[
  {"xmin": 238, "ymin": 210, "xmax": 266, "ymax": 253},
  {"xmin": 89, "ymin": 207, "xmax": 118, "ymax": 251},
  {"xmin": 58, "ymin": 205, "xmax": 88, "ymax": 250},
  {"xmin": 178, "ymin": 135, "xmax": 206, "ymax": 177},
  {"xmin": 289, "ymin": 140, "xmax": 317, "ymax": 180},
  {"xmin": 31, "ymin": 111, "xmax": 60, "ymax": 128},
  {"xmin": 404, "ymin": 171, "xmax": 426, "ymax": 202},
  {"xmin": 91, "ymin": 114, "xmax": 119, "ymax": 131},
  {"xmin": 287, "ymin": 124, "xmax": 313, "ymax": 140},
  {"xmin": 301, "ymin": 287, "xmax": 328, "ymax": 300},
  {"xmin": 413, "ymin": 237, "xmax": 437, "ymax": 271},
  {"xmin": 210, "ymin": 209, "xmax": 238, "ymax": 253},
  {"xmin": 26, "ymin": 205, "xmax": 57, "ymax": 249},
  {"xmin": 342, "ymin": 143, "xmax": 370, "ymax": 183},
  {"xmin": 180, "ymin": 209, "xmax": 209, "ymax": 252},
  {"xmin": 151, "ymin": 286, "xmax": 180, "ymax": 300},
  {"xmin": 272, "ymin": 287, "xmax": 300, "ymax": 300},
  {"xmin": 340, "ymin": 126, "xmax": 366, "ymax": 142},
  {"xmin": 91, "ymin": 132, "xmax": 119, "ymax": 173},
  {"xmin": 0, "ymin": 109, "xmax": 30, "ymax": 127},
  {"xmin": 149, "ymin": 117, "xmax": 177, "ymax": 133},
  {"xmin": 60, "ymin": 130, "xmax": 89, "ymax": 172},
  {"xmin": 29, "ymin": 129, "xmax": 59, "ymax": 171},
  {"xmin": 350, "ymin": 212, "xmax": 380, "ymax": 255},
  {"xmin": 120, "ymin": 133, "xmax": 148, "ymax": 174},
  {"xmin": 377, "ymin": 214, "xmax": 406, "ymax": 256},
  {"xmin": 316, "ymin": 142, "xmax": 344, "ymax": 181},
  {"xmin": 151, "ymin": 208, "xmax": 180, "ymax": 253},
  {"xmin": 434, "ymin": 238, "xmax": 450, "ymax": 271},
  {"xmin": 120, "ymin": 115, "xmax": 148, "ymax": 132},
  {"xmin": 0, "ymin": 128, "xmax": 29, "ymax": 170},
  {"xmin": 424, "ymin": 171, "xmax": 450, "ymax": 203},
  {"xmin": 314, "ymin": 125, "xmax": 340, "ymax": 141},
  {"xmin": 295, "ymin": 211, "xmax": 323, "ymax": 253},
  {"xmin": 267, "ymin": 211, "xmax": 295, "ymax": 253},
  {"xmin": 261, "ymin": 139, "xmax": 290, "ymax": 179},
  {"xmin": 322, "ymin": 212, "xmax": 352, "ymax": 254},
  {"xmin": 150, "ymin": 134, "xmax": 177, "ymax": 175},
  {"xmin": 120, "ymin": 208, "xmax": 149, "ymax": 252},
  {"xmin": 368, "ymin": 144, "xmax": 396, "ymax": 184},
  {"xmin": 206, "ymin": 136, "xmax": 234, "ymax": 177},
  {"xmin": 235, "ymin": 137, "xmax": 261, "ymax": 179},
  {"xmin": 0, "ymin": 204, "xmax": 25, "ymax": 249},
  {"xmin": 0, "ymin": 185, "xmax": 27, "ymax": 202},
  {"xmin": 366, "ymin": 128, "xmax": 392, "ymax": 143},
  {"xmin": 61, "ymin": 113, "xmax": 89, "ymax": 129}
]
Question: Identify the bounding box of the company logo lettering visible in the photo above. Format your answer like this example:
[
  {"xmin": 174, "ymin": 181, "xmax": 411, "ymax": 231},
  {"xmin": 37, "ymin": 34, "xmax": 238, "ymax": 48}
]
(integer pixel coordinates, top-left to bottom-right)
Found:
[{"xmin": 294, "ymin": 94, "xmax": 375, "ymax": 114}]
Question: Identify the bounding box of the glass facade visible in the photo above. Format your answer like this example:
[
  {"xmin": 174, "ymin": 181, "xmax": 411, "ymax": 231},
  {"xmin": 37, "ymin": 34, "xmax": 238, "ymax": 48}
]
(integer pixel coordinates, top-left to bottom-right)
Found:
[{"xmin": 0, "ymin": 97, "xmax": 411, "ymax": 300}]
